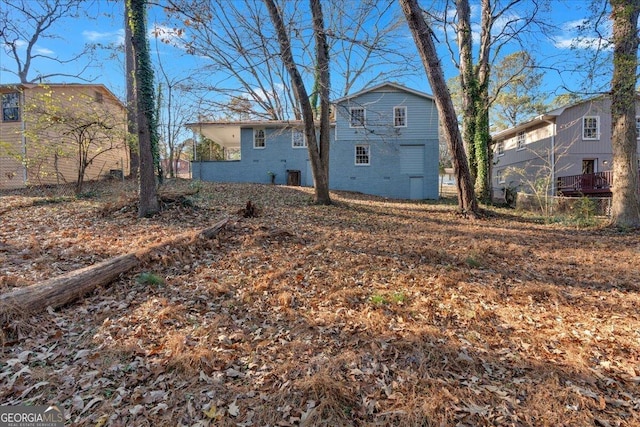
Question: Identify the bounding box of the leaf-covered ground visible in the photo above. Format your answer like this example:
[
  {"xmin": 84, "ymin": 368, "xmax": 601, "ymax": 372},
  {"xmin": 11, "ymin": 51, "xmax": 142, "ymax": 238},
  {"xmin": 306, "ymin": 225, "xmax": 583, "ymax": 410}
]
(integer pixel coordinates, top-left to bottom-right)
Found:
[{"xmin": 1, "ymin": 180, "xmax": 639, "ymax": 426}]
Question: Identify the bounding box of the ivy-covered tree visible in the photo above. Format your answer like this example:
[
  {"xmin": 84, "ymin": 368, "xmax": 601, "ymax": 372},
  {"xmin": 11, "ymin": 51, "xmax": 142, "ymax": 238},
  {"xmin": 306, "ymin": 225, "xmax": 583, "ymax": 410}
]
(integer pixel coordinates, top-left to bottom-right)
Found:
[
  {"xmin": 127, "ymin": 0, "xmax": 160, "ymax": 217},
  {"xmin": 400, "ymin": 0, "xmax": 479, "ymax": 218},
  {"xmin": 609, "ymin": 0, "xmax": 640, "ymax": 228}
]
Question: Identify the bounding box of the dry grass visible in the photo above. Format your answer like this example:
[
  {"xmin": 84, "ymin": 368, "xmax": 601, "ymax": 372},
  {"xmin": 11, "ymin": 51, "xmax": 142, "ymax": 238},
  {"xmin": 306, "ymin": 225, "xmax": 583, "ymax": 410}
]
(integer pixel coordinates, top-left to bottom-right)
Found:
[{"xmin": 1, "ymin": 179, "xmax": 639, "ymax": 426}]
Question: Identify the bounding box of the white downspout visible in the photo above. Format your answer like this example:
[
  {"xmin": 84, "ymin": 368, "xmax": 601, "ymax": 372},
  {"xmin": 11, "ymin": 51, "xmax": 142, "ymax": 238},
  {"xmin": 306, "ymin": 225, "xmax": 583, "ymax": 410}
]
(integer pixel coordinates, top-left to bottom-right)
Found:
[
  {"xmin": 541, "ymin": 118, "xmax": 556, "ymax": 196},
  {"xmin": 550, "ymin": 121, "xmax": 556, "ymax": 196},
  {"xmin": 21, "ymin": 90, "xmax": 27, "ymax": 185}
]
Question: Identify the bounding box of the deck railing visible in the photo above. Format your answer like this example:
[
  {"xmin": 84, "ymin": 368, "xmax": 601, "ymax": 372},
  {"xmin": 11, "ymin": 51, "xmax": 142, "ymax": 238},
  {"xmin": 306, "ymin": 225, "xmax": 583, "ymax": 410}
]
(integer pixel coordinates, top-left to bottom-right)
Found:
[{"xmin": 557, "ymin": 170, "xmax": 640, "ymax": 196}]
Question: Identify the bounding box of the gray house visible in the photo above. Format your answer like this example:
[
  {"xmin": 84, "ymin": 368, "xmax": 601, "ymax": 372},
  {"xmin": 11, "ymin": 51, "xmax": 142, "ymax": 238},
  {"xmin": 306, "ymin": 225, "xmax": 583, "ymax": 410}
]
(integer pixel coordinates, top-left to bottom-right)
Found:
[
  {"xmin": 188, "ymin": 82, "xmax": 440, "ymax": 200},
  {"xmin": 492, "ymin": 95, "xmax": 640, "ymax": 199}
]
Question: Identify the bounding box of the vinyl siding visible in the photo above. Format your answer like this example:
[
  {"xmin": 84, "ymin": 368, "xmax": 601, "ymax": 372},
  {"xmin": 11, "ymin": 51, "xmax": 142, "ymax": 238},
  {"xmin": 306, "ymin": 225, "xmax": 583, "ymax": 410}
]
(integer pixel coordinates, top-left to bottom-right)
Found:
[
  {"xmin": 194, "ymin": 84, "xmax": 441, "ymax": 200},
  {"xmin": 1, "ymin": 84, "xmax": 129, "ymax": 189},
  {"xmin": 491, "ymin": 96, "xmax": 640, "ymax": 199},
  {"xmin": 335, "ymin": 89, "xmax": 439, "ymax": 142}
]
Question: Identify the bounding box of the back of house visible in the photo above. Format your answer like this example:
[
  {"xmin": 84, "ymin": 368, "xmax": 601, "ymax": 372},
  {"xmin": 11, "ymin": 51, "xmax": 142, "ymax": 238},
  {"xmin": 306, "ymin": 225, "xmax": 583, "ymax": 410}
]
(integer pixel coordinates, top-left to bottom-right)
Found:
[
  {"xmin": 492, "ymin": 95, "xmax": 640, "ymax": 200},
  {"xmin": 189, "ymin": 82, "xmax": 440, "ymax": 200}
]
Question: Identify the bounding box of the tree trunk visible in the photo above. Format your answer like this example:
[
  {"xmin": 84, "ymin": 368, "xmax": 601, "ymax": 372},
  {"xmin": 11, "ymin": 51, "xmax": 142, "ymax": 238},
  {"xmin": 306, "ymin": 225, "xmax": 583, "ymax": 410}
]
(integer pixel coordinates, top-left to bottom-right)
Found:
[
  {"xmin": 125, "ymin": 0, "xmax": 139, "ymax": 179},
  {"xmin": 456, "ymin": 0, "xmax": 477, "ymax": 181},
  {"xmin": 0, "ymin": 254, "xmax": 138, "ymax": 321},
  {"xmin": 609, "ymin": 0, "xmax": 640, "ymax": 228},
  {"xmin": 0, "ymin": 218, "xmax": 228, "ymax": 321},
  {"xmin": 264, "ymin": 0, "xmax": 332, "ymax": 205},
  {"xmin": 400, "ymin": 0, "xmax": 479, "ymax": 217},
  {"xmin": 128, "ymin": 0, "xmax": 160, "ymax": 217}
]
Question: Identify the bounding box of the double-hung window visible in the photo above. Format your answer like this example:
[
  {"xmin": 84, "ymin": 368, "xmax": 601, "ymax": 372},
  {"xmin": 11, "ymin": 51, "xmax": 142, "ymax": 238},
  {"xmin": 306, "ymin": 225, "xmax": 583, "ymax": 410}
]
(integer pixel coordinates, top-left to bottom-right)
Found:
[
  {"xmin": 636, "ymin": 116, "xmax": 640, "ymax": 139},
  {"xmin": 496, "ymin": 141, "xmax": 505, "ymax": 156},
  {"xmin": 394, "ymin": 106, "xmax": 407, "ymax": 127},
  {"xmin": 2, "ymin": 92, "xmax": 20, "ymax": 122},
  {"xmin": 496, "ymin": 169, "xmax": 505, "ymax": 184},
  {"xmin": 292, "ymin": 129, "xmax": 307, "ymax": 148},
  {"xmin": 350, "ymin": 107, "xmax": 365, "ymax": 128},
  {"xmin": 516, "ymin": 131, "xmax": 526, "ymax": 150},
  {"xmin": 355, "ymin": 144, "xmax": 370, "ymax": 165},
  {"xmin": 583, "ymin": 116, "xmax": 599, "ymax": 140},
  {"xmin": 253, "ymin": 128, "xmax": 265, "ymax": 148}
]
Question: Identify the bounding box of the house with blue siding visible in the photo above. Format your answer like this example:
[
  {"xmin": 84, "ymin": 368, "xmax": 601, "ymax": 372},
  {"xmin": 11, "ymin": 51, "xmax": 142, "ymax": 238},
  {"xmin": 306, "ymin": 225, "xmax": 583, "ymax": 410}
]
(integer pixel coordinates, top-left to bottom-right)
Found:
[{"xmin": 187, "ymin": 82, "xmax": 440, "ymax": 200}]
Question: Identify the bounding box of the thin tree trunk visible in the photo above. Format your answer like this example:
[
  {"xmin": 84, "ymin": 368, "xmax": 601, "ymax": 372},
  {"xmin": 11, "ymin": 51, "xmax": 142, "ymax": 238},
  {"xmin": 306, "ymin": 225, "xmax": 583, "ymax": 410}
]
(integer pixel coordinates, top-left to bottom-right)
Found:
[
  {"xmin": 264, "ymin": 0, "xmax": 332, "ymax": 205},
  {"xmin": 609, "ymin": 0, "xmax": 640, "ymax": 228},
  {"xmin": 400, "ymin": 0, "xmax": 479, "ymax": 217}
]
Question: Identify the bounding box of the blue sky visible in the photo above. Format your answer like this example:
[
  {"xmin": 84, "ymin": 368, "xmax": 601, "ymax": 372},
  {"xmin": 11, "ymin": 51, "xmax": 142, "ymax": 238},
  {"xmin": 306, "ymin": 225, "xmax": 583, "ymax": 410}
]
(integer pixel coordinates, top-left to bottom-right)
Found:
[{"xmin": 0, "ymin": 1, "xmax": 616, "ymax": 111}]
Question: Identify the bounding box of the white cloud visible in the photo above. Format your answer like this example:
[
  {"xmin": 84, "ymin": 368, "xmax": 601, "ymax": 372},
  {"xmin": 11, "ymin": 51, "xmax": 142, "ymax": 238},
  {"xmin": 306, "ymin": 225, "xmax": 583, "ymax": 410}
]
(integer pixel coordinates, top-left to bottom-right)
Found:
[
  {"xmin": 83, "ymin": 29, "xmax": 124, "ymax": 45},
  {"xmin": 34, "ymin": 47, "xmax": 54, "ymax": 55},
  {"xmin": 553, "ymin": 36, "xmax": 611, "ymax": 51}
]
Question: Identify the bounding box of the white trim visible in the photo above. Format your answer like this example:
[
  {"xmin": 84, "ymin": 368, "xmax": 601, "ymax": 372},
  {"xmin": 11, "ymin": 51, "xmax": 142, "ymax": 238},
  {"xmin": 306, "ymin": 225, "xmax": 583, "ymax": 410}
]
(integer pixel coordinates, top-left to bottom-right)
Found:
[
  {"xmin": 393, "ymin": 105, "xmax": 407, "ymax": 128},
  {"xmin": 355, "ymin": 144, "xmax": 370, "ymax": 165},
  {"xmin": 497, "ymin": 169, "xmax": 505, "ymax": 184},
  {"xmin": 582, "ymin": 116, "xmax": 600, "ymax": 140},
  {"xmin": 349, "ymin": 107, "xmax": 365, "ymax": 128},
  {"xmin": 291, "ymin": 128, "xmax": 307, "ymax": 148},
  {"xmin": 496, "ymin": 140, "xmax": 505, "ymax": 156},
  {"xmin": 253, "ymin": 128, "xmax": 266, "ymax": 149},
  {"xmin": 636, "ymin": 116, "xmax": 640, "ymax": 139},
  {"xmin": 333, "ymin": 81, "xmax": 435, "ymax": 103}
]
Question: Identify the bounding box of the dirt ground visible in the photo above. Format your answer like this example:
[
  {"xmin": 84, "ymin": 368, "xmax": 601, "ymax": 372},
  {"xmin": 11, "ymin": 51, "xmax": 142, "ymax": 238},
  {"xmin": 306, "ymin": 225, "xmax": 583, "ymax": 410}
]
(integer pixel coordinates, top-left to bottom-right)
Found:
[{"xmin": 1, "ymin": 179, "xmax": 639, "ymax": 426}]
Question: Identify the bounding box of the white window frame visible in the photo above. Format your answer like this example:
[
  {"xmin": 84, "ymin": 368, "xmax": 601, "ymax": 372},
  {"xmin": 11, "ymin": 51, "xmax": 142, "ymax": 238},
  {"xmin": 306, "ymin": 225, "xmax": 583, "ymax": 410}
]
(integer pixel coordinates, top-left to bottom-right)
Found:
[
  {"xmin": 496, "ymin": 141, "xmax": 505, "ymax": 156},
  {"xmin": 394, "ymin": 106, "xmax": 407, "ymax": 128},
  {"xmin": 582, "ymin": 116, "xmax": 600, "ymax": 140},
  {"xmin": 292, "ymin": 129, "xmax": 307, "ymax": 148},
  {"xmin": 497, "ymin": 169, "xmax": 505, "ymax": 184},
  {"xmin": 2, "ymin": 92, "xmax": 20, "ymax": 122},
  {"xmin": 355, "ymin": 144, "xmax": 370, "ymax": 166},
  {"xmin": 349, "ymin": 107, "xmax": 365, "ymax": 128},
  {"xmin": 253, "ymin": 128, "xmax": 266, "ymax": 149},
  {"xmin": 516, "ymin": 131, "xmax": 526, "ymax": 150},
  {"xmin": 636, "ymin": 116, "xmax": 640, "ymax": 139}
]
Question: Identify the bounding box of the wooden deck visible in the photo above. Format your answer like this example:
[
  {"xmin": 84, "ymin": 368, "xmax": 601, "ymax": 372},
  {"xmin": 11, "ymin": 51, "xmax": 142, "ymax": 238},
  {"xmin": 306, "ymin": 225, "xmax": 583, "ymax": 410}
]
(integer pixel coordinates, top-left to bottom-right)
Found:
[{"xmin": 557, "ymin": 170, "xmax": 640, "ymax": 197}]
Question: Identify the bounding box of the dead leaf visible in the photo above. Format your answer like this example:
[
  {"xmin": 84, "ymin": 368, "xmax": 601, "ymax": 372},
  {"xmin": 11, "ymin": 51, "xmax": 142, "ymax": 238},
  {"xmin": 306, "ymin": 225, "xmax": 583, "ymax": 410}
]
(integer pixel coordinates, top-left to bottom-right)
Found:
[{"xmin": 228, "ymin": 400, "xmax": 239, "ymax": 417}]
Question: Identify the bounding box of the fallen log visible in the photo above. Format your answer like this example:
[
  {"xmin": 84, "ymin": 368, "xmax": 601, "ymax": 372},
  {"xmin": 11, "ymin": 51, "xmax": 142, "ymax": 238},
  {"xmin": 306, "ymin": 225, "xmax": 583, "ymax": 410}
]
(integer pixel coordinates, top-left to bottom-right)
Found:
[{"xmin": 0, "ymin": 217, "xmax": 229, "ymax": 322}]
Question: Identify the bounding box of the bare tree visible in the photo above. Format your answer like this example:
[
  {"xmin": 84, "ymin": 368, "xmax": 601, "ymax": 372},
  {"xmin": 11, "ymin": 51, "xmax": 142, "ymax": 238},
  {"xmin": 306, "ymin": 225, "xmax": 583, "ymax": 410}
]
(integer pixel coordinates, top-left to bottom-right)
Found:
[
  {"xmin": 152, "ymin": 32, "xmax": 194, "ymax": 179},
  {"xmin": 264, "ymin": 0, "xmax": 332, "ymax": 205},
  {"xmin": 164, "ymin": 0, "xmax": 415, "ymax": 119},
  {"xmin": 23, "ymin": 86, "xmax": 127, "ymax": 193},
  {"xmin": 400, "ymin": 0, "xmax": 478, "ymax": 217},
  {"xmin": 0, "ymin": 0, "xmax": 96, "ymax": 83},
  {"xmin": 609, "ymin": 0, "xmax": 640, "ymax": 228}
]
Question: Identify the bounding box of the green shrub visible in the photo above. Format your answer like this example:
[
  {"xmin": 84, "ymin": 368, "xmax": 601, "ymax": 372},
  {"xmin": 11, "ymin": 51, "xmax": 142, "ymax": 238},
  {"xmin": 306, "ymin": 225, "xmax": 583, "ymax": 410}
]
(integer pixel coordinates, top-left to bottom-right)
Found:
[{"xmin": 136, "ymin": 272, "xmax": 165, "ymax": 286}]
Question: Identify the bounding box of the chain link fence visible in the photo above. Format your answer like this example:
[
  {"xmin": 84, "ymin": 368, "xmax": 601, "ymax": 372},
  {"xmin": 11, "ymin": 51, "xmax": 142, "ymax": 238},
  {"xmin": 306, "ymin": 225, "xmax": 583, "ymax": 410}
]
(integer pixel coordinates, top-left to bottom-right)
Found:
[{"xmin": 515, "ymin": 192, "xmax": 612, "ymax": 217}]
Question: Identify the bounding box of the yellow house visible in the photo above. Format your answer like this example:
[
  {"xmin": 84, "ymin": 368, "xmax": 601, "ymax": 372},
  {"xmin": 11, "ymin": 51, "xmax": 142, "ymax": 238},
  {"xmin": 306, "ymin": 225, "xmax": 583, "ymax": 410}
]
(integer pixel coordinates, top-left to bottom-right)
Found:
[{"xmin": 0, "ymin": 83, "xmax": 130, "ymax": 191}]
